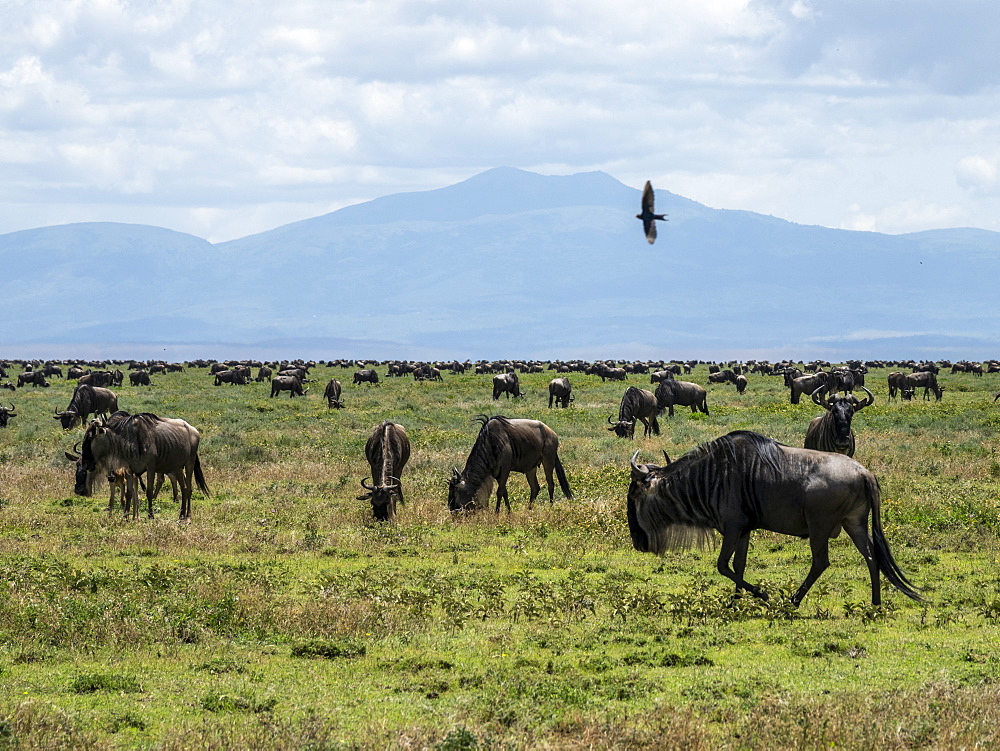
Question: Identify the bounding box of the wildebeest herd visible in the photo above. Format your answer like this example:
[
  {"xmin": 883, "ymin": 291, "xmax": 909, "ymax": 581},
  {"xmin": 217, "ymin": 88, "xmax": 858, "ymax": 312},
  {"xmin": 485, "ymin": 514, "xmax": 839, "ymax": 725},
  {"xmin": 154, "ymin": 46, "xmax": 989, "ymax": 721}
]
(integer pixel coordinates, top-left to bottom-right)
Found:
[{"xmin": 4, "ymin": 355, "xmax": 994, "ymax": 606}]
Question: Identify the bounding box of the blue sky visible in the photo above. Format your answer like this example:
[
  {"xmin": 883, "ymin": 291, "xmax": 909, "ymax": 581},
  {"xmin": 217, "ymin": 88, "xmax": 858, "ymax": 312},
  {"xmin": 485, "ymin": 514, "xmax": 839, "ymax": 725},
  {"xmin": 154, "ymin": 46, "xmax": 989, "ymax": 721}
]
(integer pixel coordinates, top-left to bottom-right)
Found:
[{"xmin": 2, "ymin": 0, "xmax": 998, "ymax": 242}]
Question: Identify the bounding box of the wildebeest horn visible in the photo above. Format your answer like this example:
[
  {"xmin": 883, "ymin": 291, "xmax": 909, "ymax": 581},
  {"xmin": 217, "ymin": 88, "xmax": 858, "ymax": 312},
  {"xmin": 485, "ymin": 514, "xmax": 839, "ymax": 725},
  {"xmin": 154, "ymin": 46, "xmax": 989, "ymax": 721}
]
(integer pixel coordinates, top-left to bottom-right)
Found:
[
  {"xmin": 811, "ymin": 385, "xmax": 831, "ymax": 409},
  {"xmin": 360, "ymin": 477, "xmax": 375, "ymax": 491},
  {"xmin": 607, "ymin": 414, "xmax": 616, "ymax": 425},
  {"xmin": 629, "ymin": 449, "xmax": 650, "ymax": 477},
  {"xmin": 662, "ymin": 450, "xmax": 671, "ymax": 465},
  {"xmin": 855, "ymin": 385, "xmax": 874, "ymax": 409}
]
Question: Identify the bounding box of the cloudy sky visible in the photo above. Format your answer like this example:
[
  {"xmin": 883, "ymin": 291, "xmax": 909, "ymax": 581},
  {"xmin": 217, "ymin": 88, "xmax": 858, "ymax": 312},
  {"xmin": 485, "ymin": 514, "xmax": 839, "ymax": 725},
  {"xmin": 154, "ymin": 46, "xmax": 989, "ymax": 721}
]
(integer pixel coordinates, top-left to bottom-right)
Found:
[{"xmin": 2, "ymin": 0, "xmax": 998, "ymax": 242}]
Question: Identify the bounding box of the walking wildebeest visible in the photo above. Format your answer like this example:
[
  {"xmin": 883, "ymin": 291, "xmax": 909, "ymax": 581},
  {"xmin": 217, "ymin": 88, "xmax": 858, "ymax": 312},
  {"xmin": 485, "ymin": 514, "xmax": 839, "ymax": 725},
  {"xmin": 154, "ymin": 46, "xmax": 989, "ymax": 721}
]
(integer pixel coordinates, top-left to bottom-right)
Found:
[
  {"xmin": 548, "ymin": 377, "xmax": 572, "ymax": 408},
  {"xmin": 608, "ymin": 386, "xmax": 660, "ymax": 439},
  {"xmin": 76, "ymin": 412, "xmax": 209, "ymax": 520},
  {"xmin": 448, "ymin": 415, "xmax": 572, "ymax": 513},
  {"xmin": 54, "ymin": 385, "xmax": 119, "ymax": 429},
  {"xmin": 627, "ymin": 431, "xmax": 921, "ymax": 606},
  {"xmin": 804, "ymin": 386, "xmax": 874, "ymax": 457},
  {"xmin": 492, "ymin": 372, "xmax": 523, "ymax": 400},
  {"xmin": 323, "ymin": 378, "xmax": 344, "ymax": 409},
  {"xmin": 654, "ymin": 379, "xmax": 709, "ymax": 417},
  {"xmin": 357, "ymin": 421, "xmax": 411, "ymax": 521},
  {"xmin": 353, "ymin": 369, "xmax": 379, "ymax": 386}
]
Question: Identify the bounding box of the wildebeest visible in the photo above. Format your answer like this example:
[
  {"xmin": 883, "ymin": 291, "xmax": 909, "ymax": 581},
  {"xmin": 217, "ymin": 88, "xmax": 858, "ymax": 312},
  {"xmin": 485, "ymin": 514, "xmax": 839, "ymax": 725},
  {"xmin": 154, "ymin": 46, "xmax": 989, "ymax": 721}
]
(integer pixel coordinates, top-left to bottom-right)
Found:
[
  {"xmin": 448, "ymin": 415, "xmax": 572, "ymax": 513},
  {"xmin": 353, "ymin": 369, "xmax": 380, "ymax": 386},
  {"xmin": 804, "ymin": 386, "xmax": 874, "ymax": 457},
  {"xmin": 270, "ymin": 375, "xmax": 305, "ymax": 397},
  {"xmin": 357, "ymin": 421, "xmax": 411, "ymax": 521},
  {"xmin": 54, "ymin": 385, "xmax": 119, "ymax": 429},
  {"xmin": 0, "ymin": 403, "xmax": 15, "ymax": 427},
  {"xmin": 789, "ymin": 372, "xmax": 829, "ymax": 404},
  {"xmin": 492, "ymin": 372, "xmax": 523, "ymax": 400},
  {"xmin": 255, "ymin": 366, "xmax": 273, "ymax": 383},
  {"xmin": 413, "ymin": 364, "xmax": 443, "ymax": 382},
  {"xmin": 608, "ymin": 387, "xmax": 660, "ymax": 439},
  {"xmin": 76, "ymin": 412, "xmax": 209, "ymax": 520},
  {"xmin": 214, "ymin": 369, "xmax": 247, "ymax": 386},
  {"xmin": 627, "ymin": 431, "xmax": 921, "ymax": 606},
  {"xmin": 17, "ymin": 371, "xmax": 49, "ymax": 388},
  {"xmin": 548, "ymin": 377, "xmax": 573, "ymax": 408},
  {"xmin": 129, "ymin": 370, "xmax": 151, "ymax": 386},
  {"xmin": 905, "ymin": 371, "xmax": 943, "ymax": 400},
  {"xmin": 654, "ymin": 379, "xmax": 709, "ymax": 417},
  {"xmin": 886, "ymin": 371, "xmax": 914, "ymax": 401},
  {"xmin": 323, "ymin": 378, "xmax": 344, "ymax": 409}
]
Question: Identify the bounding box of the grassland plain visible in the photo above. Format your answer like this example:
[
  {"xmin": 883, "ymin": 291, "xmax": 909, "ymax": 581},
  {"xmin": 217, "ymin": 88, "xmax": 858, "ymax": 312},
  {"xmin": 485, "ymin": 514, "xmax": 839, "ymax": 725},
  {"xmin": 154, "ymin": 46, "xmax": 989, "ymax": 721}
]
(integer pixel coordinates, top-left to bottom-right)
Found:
[{"xmin": 0, "ymin": 362, "xmax": 999, "ymax": 750}]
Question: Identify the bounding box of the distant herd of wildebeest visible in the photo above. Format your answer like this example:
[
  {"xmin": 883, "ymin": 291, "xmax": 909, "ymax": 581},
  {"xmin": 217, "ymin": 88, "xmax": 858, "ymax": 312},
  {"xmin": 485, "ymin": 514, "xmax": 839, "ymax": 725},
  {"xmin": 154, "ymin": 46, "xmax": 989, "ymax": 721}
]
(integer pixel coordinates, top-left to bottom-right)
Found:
[{"xmin": 2, "ymin": 355, "xmax": 997, "ymax": 606}]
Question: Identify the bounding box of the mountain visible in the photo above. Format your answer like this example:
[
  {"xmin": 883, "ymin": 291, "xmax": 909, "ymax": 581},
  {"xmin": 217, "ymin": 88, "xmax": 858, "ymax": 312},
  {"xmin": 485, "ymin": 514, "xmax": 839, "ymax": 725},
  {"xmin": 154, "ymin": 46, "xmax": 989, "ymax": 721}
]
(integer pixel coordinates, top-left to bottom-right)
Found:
[{"xmin": 2, "ymin": 167, "xmax": 999, "ymax": 361}]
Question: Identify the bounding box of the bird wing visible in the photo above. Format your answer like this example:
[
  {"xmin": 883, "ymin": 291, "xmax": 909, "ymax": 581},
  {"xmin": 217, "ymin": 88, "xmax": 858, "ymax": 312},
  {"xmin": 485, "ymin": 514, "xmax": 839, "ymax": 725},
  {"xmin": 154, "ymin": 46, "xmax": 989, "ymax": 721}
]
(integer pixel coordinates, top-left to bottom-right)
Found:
[
  {"xmin": 641, "ymin": 181, "xmax": 655, "ymax": 214},
  {"xmin": 644, "ymin": 218, "xmax": 657, "ymax": 244}
]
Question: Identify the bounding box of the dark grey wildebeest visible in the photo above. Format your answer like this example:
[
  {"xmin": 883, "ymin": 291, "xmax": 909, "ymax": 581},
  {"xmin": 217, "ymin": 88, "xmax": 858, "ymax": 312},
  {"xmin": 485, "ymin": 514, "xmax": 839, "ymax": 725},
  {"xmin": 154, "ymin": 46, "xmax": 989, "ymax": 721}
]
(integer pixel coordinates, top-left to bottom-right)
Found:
[
  {"xmin": 887, "ymin": 371, "xmax": 914, "ymax": 401},
  {"xmin": 77, "ymin": 411, "xmax": 209, "ymax": 520},
  {"xmin": 789, "ymin": 372, "xmax": 830, "ymax": 404},
  {"xmin": 492, "ymin": 372, "xmax": 523, "ymax": 400},
  {"xmin": 654, "ymin": 379, "xmax": 709, "ymax": 417},
  {"xmin": 357, "ymin": 420, "xmax": 411, "ymax": 521},
  {"xmin": 905, "ymin": 371, "xmax": 943, "ymax": 400},
  {"xmin": 353, "ymin": 369, "xmax": 380, "ymax": 386},
  {"xmin": 54, "ymin": 384, "xmax": 119, "ymax": 429},
  {"xmin": 608, "ymin": 386, "xmax": 660, "ymax": 439},
  {"xmin": 323, "ymin": 378, "xmax": 344, "ymax": 409},
  {"xmin": 804, "ymin": 386, "xmax": 874, "ymax": 457},
  {"xmin": 0, "ymin": 403, "xmax": 15, "ymax": 427},
  {"xmin": 627, "ymin": 430, "xmax": 921, "ymax": 606},
  {"xmin": 448, "ymin": 415, "xmax": 572, "ymax": 513},
  {"xmin": 548, "ymin": 377, "xmax": 573, "ymax": 408},
  {"xmin": 129, "ymin": 370, "xmax": 152, "ymax": 386},
  {"xmin": 270, "ymin": 375, "xmax": 305, "ymax": 397}
]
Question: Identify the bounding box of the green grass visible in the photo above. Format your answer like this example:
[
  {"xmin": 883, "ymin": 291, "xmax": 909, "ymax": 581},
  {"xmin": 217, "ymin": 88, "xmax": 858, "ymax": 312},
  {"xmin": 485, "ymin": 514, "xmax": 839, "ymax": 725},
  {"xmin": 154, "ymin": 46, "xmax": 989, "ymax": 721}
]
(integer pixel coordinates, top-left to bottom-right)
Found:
[{"xmin": 0, "ymin": 362, "xmax": 999, "ymax": 748}]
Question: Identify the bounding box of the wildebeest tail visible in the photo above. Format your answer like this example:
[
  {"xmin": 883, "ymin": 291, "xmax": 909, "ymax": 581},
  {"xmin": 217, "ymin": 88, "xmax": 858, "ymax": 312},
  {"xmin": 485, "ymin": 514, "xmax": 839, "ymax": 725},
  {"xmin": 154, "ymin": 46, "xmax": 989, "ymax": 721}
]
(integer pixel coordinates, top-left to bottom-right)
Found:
[
  {"xmin": 554, "ymin": 456, "xmax": 573, "ymax": 500},
  {"xmin": 194, "ymin": 455, "xmax": 210, "ymax": 497},
  {"xmin": 867, "ymin": 474, "xmax": 921, "ymax": 601}
]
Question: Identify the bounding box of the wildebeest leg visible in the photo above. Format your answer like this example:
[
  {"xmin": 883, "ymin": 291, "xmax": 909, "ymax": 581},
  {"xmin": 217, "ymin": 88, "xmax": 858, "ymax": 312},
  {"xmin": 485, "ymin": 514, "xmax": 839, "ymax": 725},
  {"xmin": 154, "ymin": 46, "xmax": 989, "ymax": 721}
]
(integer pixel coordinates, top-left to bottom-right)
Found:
[
  {"xmin": 541, "ymin": 460, "xmax": 556, "ymax": 504},
  {"xmin": 494, "ymin": 470, "xmax": 512, "ymax": 513},
  {"xmin": 843, "ymin": 520, "xmax": 881, "ymax": 606},
  {"xmin": 524, "ymin": 468, "xmax": 541, "ymax": 509},
  {"xmin": 144, "ymin": 469, "xmax": 156, "ymax": 519},
  {"xmin": 717, "ymin": 524, "xmax": 767, "ymax": 600},
  {"xmin": 790, "ymin": 533, "xmax": 832, "ymax": 606}
]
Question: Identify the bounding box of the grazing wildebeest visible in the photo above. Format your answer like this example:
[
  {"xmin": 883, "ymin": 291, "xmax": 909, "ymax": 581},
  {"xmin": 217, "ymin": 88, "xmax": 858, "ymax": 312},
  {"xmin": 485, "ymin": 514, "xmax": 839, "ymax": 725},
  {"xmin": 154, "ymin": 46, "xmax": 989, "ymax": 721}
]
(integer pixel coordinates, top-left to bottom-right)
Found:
[
  {"xmin": 492, "ymin": 372, "xmax": 524, "ymax": 400},
  {"xmin": 654, "ymin": 379, "xmax": 709, "ymax": 417},
  {"xmin": 804, "ymin": 386, "xmax": 874, "ymax": 457},
  {"xmin": 734, "ymin": 374, "xmax": 748, "ymax": 394},
  {"xmin": 357, "ymin": 421, "xmax": 411, "ymax": 521},
  {"xmin": 76, "ymin": 412, "xmax": 209, "ymax": 520},
  {"xmin": 886, "ymin": 372, "xmax": 914, "ymax": 401},
  {"xmin": 548, "ymin": 377, "xmax": 573, "ymax": 408},
  {"xmin": 270, "ymin": 375, "xmax": 305, "ymax": 398},
  {"xmin": 789, "ymin": 372, "xmax": 829, "ymax": 404},
  {"xmin": 0, "ymin": 403, "xmax": 15, "ymax": 427},
  {"xmin": 905, "ymin": 371, "xmax": 943, "ymax": 400},
  {"xmin": 353, "ymin": 369, "xmax": 380, "ymax": 386},
  {"xmin": 54, "ymin": 385, "xmax": 119, "ymax": 429},
  {"xmin": 448, "ymin": 415, "xmax": 573, "ymax": 513},
  {"xmin": 413, "ymin": 364, "xmax": 443, "ymax": 381},
  {"xmin": 627, "ymin": 431, "xmax": 921, "ymax": 606},
  {"xmin": 129, "ymin": 370, "xmax": 151, "ymax": 386},
  {"xmin": 608, "ymin": 386, "xmax": 660, "ymax": 439},
  {"xmin": 323, "ymin": 379, "xmax": 344, "ymax": 409},
  {"xmin": 255, "ymin": 366, "xmax": 273, "ymax": 382},
  {"xmin": 17, "ymin": 371, "xmax": 49, "ymax": 388},
  {"xmin": 214, "ymin": 369, "xmax": 247, "ymax": 386}
]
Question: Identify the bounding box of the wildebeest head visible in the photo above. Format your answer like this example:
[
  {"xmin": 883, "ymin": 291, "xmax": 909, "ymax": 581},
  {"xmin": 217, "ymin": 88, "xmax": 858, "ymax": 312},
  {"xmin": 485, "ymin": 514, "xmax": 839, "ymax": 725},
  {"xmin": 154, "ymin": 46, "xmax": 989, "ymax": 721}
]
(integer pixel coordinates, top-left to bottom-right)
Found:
[
  {"xmin": 54, "ymin": 408, "xmax": 80, "ymax": 429},
  {"xmin": 626, "ymin": 450, "xmax": 673, "ymax": 553},
  {"xmin": 64, "ymin": 440, "xmax": 96, "ymax": 496},
  {"xmin": 812, "ymin": 386, "xmax": 874, "ymax": 451},
  {"xmin": 607, "ymin": 414, "xmax": 636, "ymax": 439},
  {"xmin": 447, "ymin": 467, "xmax": 473, "ymax": 512},
  {"xmin": 0, "ymin": 403, "xmax": 15, "ymax": 427},
  {"xmin": 358, "ymin": 476, "xmax": 400, "ymax": 520}
]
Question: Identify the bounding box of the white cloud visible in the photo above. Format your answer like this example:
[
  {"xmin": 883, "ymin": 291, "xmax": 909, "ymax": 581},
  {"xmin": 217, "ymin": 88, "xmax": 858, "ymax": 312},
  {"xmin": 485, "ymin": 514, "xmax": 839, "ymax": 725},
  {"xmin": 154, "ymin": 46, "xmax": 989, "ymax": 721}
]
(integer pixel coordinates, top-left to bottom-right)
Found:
[{"xmin": 0, "ymin": 0, "xmax": 998, "ymax": 240}]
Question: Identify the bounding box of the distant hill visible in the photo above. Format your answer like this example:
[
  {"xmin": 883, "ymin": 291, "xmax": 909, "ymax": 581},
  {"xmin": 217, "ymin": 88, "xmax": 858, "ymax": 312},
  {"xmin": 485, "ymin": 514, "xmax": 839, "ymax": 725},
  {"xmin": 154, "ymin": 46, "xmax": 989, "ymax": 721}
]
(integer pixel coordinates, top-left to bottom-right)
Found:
[{"xmin": 2, "ymin": 167, "xmax": 999, "ymax": 361}]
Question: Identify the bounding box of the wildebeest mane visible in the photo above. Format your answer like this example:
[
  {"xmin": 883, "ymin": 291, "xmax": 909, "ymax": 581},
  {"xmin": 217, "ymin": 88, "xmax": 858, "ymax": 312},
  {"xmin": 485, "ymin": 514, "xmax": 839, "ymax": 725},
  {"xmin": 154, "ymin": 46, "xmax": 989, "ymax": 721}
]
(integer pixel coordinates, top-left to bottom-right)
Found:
[
  {"xmin": 462, "ymin": 415, "xmax": 510, "ymax": 487},
  {"xmin": 635, "ymin": 431, "xmax": 784, "ymax": 554},
  {"xmin": 618, "ymin": 386, "xmax": 643, "ymax": 421}
]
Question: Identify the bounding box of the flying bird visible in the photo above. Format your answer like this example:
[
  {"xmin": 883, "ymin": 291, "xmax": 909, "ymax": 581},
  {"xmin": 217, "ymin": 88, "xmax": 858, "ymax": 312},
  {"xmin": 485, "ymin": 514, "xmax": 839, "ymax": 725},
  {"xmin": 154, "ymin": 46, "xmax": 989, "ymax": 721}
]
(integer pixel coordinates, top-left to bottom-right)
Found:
[{"xmin": 636, "ymin": 180, "xmax": 667, "ymax": 244}]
